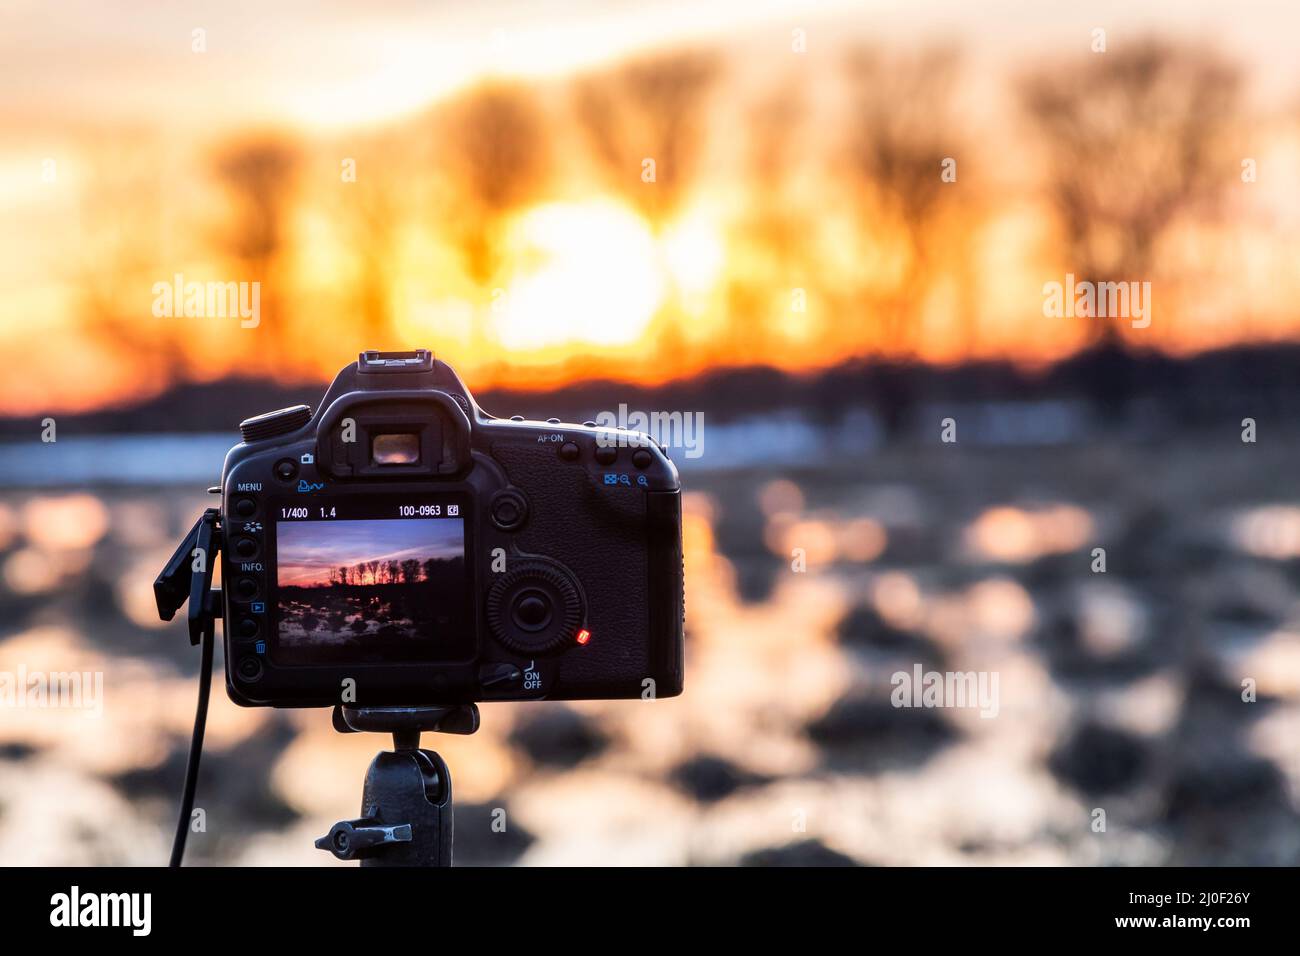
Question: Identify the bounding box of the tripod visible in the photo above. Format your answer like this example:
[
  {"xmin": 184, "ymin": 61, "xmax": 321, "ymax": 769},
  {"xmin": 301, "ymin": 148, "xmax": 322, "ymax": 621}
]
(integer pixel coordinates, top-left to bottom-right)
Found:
[{"xmin": 314, "ymin": 703, "xmax": 480, "ymax": 867}]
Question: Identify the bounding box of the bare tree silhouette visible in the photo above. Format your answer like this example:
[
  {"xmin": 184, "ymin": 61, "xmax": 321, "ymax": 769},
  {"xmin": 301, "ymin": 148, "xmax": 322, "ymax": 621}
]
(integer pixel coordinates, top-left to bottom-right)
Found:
[
  {"xmin": 434, "ymin": 81, "xmax": 550, "ymax": 288},
  {"xmin": 1020, "ymin": 40, "xmax": 1240, "ymax": 344},
  {"xmin": 401, "ymin": 558, "xmax": 421, "ymax": 583},
  {"xmin": 337, "ymin": 132, "xmax": 411, "ymax": 341},
  {"xmin": 712, "ymin": 81, "xmax": 813, "ymax": 366},
  {"xmin": 74, "ymin": 137, "xmax": 185, "ymax": 382},
  {"xmin": 842, "ymin": 45, "xmax": 967, "ymax": 358},
  {"xmin": 213, "ymin": 134, "xmax": 301, "ymax": 362},
  {"xmin": 573, "ymin": 50, "xmax": 718, "ymax": 229}
]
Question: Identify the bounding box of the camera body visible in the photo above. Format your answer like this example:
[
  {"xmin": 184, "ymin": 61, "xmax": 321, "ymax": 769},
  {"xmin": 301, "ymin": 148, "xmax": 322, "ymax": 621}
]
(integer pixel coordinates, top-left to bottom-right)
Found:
[{"xmin": 218, "ymin": 350, "xmax": 684, "ymax": 708}]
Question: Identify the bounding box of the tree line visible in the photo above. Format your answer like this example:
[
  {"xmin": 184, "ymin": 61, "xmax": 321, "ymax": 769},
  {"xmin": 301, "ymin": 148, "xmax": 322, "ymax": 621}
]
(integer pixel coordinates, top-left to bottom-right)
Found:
[{"xmin": 325, "ymin": 557, "xmax": 447, "ymax": 587}]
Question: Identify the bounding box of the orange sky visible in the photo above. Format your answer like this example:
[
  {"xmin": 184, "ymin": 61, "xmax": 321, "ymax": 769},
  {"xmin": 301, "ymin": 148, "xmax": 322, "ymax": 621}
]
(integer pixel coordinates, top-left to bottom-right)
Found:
[{"xmin": 3, "ymin": 1, "xmax": 1300, "ymax": 415}]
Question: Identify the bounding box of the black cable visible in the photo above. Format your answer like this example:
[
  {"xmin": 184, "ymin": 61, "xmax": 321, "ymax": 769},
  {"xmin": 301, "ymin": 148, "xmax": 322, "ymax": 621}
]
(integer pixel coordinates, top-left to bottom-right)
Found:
[{"xmin": 170, "ymin": 623, "xmax": 214, "ymax": 867}]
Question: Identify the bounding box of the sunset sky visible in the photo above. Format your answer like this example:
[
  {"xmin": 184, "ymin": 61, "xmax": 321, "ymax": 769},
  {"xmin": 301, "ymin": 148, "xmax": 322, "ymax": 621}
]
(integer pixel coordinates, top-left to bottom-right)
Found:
[
  {"xmin": 276, "ymin": 518, "xmax": 463, "ymax": 587},
  {"xmin": 4, "ymin": 1, "xmax": 1300, "ymax": 415}
]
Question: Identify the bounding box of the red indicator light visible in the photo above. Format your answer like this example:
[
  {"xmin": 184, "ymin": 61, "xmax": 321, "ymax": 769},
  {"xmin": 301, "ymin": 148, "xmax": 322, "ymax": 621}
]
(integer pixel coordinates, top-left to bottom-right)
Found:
[{"xmin": 575, "ymin": 628, "xmax": 592, "ymax": 646}]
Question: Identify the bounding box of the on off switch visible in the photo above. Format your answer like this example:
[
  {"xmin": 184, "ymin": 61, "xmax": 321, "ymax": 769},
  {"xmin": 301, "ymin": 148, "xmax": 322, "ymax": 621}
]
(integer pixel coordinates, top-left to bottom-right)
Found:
[{"xmin": 478, "ymin": 662, "xmax": 522, "ymax": 692}]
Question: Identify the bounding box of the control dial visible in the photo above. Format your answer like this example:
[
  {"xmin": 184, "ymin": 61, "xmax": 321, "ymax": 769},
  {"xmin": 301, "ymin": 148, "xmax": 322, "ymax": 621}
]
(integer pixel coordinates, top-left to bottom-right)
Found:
[{"xmin": 486, "ymin": 559, "xmax": 583, "ymax": 655}]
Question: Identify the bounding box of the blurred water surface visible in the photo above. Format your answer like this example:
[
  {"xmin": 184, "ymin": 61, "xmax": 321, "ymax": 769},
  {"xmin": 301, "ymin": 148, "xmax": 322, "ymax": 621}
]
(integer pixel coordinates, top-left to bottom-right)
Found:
[{"xmin": 1, "ymin": 422, "xmax": 1298, "ymax": 865}]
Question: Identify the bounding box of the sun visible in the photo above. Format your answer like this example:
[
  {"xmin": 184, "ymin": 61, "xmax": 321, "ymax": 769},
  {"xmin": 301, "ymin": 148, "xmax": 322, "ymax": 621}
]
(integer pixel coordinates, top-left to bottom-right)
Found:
[{"xmin": 495, "ymin": 200, "xmax": 665, "ymax": 351}]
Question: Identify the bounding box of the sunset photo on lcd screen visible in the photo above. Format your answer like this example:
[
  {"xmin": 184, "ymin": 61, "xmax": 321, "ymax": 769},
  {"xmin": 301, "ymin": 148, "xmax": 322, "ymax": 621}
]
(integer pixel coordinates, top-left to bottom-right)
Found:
[{"xmin": 276, "ymin": 518, "xmax": 466, "ymax": 661}]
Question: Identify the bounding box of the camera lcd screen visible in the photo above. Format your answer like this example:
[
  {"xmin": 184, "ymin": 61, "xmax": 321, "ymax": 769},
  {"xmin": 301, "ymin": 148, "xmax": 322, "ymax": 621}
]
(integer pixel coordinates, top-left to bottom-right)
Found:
[{"xmin": 272, "ymin": 499, "xmax": 471, "ymax": 665}]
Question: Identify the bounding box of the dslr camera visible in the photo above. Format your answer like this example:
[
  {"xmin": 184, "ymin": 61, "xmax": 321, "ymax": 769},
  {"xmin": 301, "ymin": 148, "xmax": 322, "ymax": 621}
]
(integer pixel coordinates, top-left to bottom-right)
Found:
[{"xmin": 158, "ymin": 349, "xmax": 684, "ymax": 708}]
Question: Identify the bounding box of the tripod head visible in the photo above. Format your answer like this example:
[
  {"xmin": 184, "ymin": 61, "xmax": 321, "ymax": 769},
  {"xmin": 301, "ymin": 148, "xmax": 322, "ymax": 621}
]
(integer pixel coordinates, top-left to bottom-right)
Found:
[{"xmin": 315, "ymin": 704, "xmax": 480, "ymax": 867}]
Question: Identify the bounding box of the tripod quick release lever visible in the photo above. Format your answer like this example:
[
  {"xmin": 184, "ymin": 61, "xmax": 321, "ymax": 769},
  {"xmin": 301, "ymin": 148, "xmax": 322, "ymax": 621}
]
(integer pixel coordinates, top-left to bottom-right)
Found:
[{"xmin": 315, "ymin": 820, "xmax": 413, "ymax": 860}]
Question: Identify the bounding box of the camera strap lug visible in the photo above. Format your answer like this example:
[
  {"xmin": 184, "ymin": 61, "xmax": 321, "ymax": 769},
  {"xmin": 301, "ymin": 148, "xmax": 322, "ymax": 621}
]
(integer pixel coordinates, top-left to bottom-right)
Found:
[{"xmin": 154, "ymin": 507, "xmax": 223, "ymax": 646}]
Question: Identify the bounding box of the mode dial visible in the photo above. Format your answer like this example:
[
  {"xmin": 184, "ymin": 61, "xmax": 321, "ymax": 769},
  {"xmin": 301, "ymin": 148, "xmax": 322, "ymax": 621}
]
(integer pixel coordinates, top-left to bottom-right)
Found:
[{"xmin": 239, "ymin": 405, "xmax": 312, "ymax": 443}]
